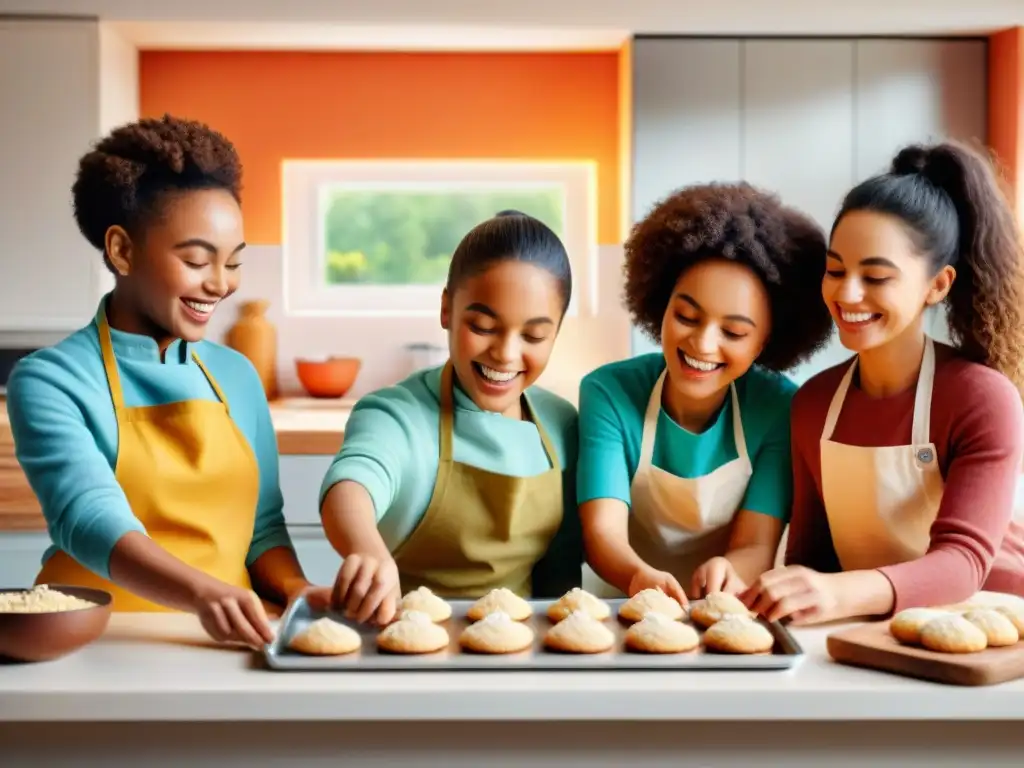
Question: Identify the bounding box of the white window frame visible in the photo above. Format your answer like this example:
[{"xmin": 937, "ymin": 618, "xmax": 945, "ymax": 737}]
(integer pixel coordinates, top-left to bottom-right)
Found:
[{"xmin": 281, "ymin": 159, "xmax": 598, "ymax": 318}]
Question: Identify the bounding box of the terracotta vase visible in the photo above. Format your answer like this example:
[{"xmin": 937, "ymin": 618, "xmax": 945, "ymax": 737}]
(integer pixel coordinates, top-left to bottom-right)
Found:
[{"xmin": 225, "ymin": 299, "xmax": 278, "ymax": 400}]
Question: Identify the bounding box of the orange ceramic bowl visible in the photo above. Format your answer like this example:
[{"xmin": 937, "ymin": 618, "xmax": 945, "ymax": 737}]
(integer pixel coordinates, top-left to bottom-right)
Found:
[
  {"xmin": 0, "ymin": 585, "xmax": 112, "ymax": 663},
  {"xmin": 295, "ymin": 356, "xmax": 362, "ymax": 398}
]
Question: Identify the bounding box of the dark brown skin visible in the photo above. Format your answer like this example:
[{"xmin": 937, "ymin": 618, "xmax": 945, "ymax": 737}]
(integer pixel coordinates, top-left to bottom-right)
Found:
[{"xmin": 102, "ymin": 186, "xmax": 311, "ymax": 647}]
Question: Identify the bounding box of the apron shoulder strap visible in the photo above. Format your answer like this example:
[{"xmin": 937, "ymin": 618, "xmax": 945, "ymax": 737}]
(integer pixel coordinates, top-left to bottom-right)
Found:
[
  {"xmin": 97, "ymin": 309, "xmax": 126, "ymax": 413},
  {"xmin": 191, "ymin": 353, "xmax": 230, "ymax": 412},
  {"xmin": 522, "ymin": 391, "xmax": 562, "ymax": 473},
  {"xmin": 821, "ymin": 358, "xmax": 859, "ymax": 441},
  {"xmin": 438, "ymin": 362, "xmax": 456, "ymax": 462}
]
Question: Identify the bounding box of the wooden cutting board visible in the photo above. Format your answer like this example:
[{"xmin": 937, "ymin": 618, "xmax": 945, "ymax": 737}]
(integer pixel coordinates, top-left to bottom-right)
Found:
[{"xmin": 827, "ymin": 620, "xmax": 1024, "ymax": 686}]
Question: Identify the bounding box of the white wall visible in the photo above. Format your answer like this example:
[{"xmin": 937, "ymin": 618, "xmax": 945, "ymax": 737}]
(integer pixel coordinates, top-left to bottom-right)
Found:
[{"xmin": 629, "ymin": 37, "xmax": 987, "ymax": 381}]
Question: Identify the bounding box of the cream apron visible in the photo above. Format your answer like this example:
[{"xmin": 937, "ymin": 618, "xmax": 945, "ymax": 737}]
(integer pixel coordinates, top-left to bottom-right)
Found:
[
  {"xmin": 820, "ymin": 337, "xmax": 945, "ymax": 570},
  {"xmin": 390, "ymin": 362, "xmax": 564, "ymax": 598},
  {"xmin": 36, "ymin": 309, "xmax": 260, "ymax": 611},
  {"xmin": 623, "ymin": 370, "xmax": 753, "ymax": 590}
]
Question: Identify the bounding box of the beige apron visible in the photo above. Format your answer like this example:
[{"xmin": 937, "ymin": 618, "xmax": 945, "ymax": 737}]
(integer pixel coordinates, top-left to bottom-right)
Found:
[
  {"xmin": 390, "ymin": 362, "xmax": 564, "ymax": 598},
  {"xmin": 820, "ymin": 337, "xmax": 944, "ymax": 570},
  {"xmin": 625, "ymin": 370, "xmax": 753, "ymax": 588}
]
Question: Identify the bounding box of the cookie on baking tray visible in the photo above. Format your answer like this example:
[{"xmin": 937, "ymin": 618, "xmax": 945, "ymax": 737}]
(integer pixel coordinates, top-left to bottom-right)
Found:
[
  {"xmin": 376, "ymin": 610, "xmax": 450, "ymax": 654},
  {"xmin": 544, "ymin": 609, "xmax": 615, "ymax": 654},
  {"xmin": 702, "ymin": 615, "xmax": 774, "ymax": 655},
  {"xmin": 618, "ymin": 588, "xmax": 685, "ymax": 623},
  {"xmin": 546, "ymin": 588, "xmax": 610, "ymax": 622},
  {"xmin": 288, "ymin": 617, "xmax": 362, "ymax": 656},
  {"xmin": 624, "ymin": 611, "xmax": 699, "ymax": 654},
  {"xmin": 398, "ymin": 586, "xmax": 452, "ymax": 623},
  {"xmin": 689, "ymin": 592, "xmax": 753, "ymax": 629},
  {"xmin": 459, "ymin": 610, "xmax": 535, "ymax": 654},
  {"xmin": 466, "ymin": 587, "xmax": 532, "ymax": 622},
  {"xmin": 962, "ymin": 608, "xmax": 1019, "ymax": 647},
  {"xmin": 889, "ymin": 608, "xmax": 952, "ymax": 645},
  {"xmin": 918, "ymin": 614, "xmax": 988, "ymax": 654}
]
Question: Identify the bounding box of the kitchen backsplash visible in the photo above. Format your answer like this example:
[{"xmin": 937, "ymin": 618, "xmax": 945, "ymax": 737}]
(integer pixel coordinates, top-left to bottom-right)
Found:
[{"xmin": 207, "ymin": 244, "xmax": 633, "ymax": 402}]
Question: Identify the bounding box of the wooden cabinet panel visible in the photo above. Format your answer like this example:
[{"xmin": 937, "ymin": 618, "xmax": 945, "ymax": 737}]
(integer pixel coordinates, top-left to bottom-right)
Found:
[{"xmin": 0, "ymin": 433, "xmax": 45, "ymax": 530}]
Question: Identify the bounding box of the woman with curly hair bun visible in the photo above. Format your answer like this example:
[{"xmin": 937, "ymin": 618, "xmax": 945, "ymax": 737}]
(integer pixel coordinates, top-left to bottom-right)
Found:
[
  {"xmin": 5, "ymin": 115, "xmax": 311, "ymax": 646},
  {"xmin": 578, "ymin": 183, "xmax": 834, "ymax": 603},
  {"xmin": 743, "ymin": 140, "xmax": 1024, "ymax": 625}
]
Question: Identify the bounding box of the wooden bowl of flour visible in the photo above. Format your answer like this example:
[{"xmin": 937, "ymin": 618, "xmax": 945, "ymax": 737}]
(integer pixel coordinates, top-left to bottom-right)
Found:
[{"xmin": 0, "ymin": 584, "xmax": 112, "ymax": 663}]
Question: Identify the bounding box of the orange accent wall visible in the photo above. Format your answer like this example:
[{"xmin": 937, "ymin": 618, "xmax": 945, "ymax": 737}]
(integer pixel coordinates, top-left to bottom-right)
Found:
[
  {"xmin": 988, "ymin": 27, "xmax": 1024, "ymax": 219},
  {"xmin": 139, "ymin": 50, "xmax": 622, "ymax": 245}
]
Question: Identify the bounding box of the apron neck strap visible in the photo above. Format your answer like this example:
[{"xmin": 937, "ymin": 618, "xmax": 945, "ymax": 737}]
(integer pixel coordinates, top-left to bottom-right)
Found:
[
  {"xmin": 438, "ymin": 361, "xmax": 561, "ymax": 470},
  {"xmin": 821, "ymin": 337, "xmax": 936, "ymax": 443},
  {"xmin": 640, "ymin": 370, "xmax": 747, "ymax": 465},
  {"xmin": 98, "ymin": 308, "xmax": 227, "ymax": 415},
  {"xmin": 98, "ymin": 308, "xmax": 126, "ymax": 413}
]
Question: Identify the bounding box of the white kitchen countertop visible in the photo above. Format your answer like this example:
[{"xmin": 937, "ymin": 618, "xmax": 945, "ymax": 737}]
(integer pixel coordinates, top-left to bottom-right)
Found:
[{"xmin": 3, "ymin": 613, "xmax": 1024, "ymax": 722}]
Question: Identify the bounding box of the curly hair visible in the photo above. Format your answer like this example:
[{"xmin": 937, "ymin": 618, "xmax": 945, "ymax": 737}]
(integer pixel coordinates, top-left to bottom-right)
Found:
[
  {"xmin": 71, "ymin": 114, "xmax": 242, "ymax": 263},
  {"xmin": 835, "ymin": 140, "xmax": 1024, "ymax": 398},
  {"xmin": 623, "ymin": 182, "xmax": 835, "ymax": 371}
]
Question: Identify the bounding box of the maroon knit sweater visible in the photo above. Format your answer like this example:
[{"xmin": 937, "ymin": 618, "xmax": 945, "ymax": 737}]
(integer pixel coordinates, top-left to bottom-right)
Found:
[{"xmin": 785, "ymin": 343, "xmax": 1024, "ymax": 613}]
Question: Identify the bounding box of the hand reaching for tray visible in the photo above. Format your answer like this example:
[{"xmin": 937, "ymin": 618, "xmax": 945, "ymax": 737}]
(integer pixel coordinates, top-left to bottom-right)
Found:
[
  {"xmin": 331, "ymin": 553, "xmax": 401, "ymax": 625},
  {"xmin": 628, "ymin": 566, "xmax": 689, "ymax": 607},
  {"xmin": 691, "ymin": 556, "xmax": 747, "ymax": 599}
]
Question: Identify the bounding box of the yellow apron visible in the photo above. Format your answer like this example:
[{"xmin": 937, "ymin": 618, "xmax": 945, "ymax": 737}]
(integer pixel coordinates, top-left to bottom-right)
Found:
[
  {"xmin": 36, "ymin": 309, "xmax": 260, "ymax": 612},
  {"xmin": 391, "ymin": 362, "xmax": 564, "ymax": 598}
]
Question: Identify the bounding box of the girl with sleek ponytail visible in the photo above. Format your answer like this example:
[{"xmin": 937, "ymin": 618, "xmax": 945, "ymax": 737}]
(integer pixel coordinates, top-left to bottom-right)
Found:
[{"xmin": 743, "ymin": 140, "xmax": 1024, "ymax": 625}]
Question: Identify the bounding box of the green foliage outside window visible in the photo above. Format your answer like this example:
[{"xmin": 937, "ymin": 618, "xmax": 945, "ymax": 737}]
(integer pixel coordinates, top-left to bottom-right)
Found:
[{"xmin": 321, "ymin": 186, "xmax": 565, "ymax": 285}]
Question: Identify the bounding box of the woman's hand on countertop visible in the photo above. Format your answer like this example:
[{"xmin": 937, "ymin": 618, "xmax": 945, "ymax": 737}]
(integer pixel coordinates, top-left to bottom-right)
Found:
[{"xmin": 192, "ymin": 580, "xmax": 275, "ymax": 649}]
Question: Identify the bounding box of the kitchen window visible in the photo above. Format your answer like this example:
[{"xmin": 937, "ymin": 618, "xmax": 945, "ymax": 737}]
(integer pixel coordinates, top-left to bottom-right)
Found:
[{"xmin": 281, "ymin": 160, "xmax": 598, "ymax": 318}]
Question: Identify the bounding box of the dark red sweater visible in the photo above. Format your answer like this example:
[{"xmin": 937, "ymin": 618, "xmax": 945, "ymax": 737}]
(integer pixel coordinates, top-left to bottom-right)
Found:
[{"xmin": 785, "ymin": 344, "xmax": 1024, "ymax": 612}]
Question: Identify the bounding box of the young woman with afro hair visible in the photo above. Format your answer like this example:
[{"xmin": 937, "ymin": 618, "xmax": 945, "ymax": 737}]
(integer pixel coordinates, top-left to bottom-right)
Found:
[
  {"xmin": 743, "ymin": 141, "xmax": 1024, "ymax": 625},
  {"xmin": 5, "ymin": 115, "xmax": 311, "ymax": 647},
  {"xmin": 577, "ymin": 183, "xmax": 833, "ymax": 603}
]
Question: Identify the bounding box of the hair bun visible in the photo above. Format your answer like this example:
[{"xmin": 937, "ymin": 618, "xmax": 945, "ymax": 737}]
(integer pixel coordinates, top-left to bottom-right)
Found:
[
  {"xmin": 891, "ymin": 145, "xmax": 930, "ymax": 176},
  {"xmin": 891, "ymin": 143, "xmax": 961, "ymax": 189}
]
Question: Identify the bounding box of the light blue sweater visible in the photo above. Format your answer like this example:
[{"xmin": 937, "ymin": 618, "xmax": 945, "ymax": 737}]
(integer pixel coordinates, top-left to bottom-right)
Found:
[{"xmin": 5, "ymin": 299, "xmax": 294, "ymax": 579}]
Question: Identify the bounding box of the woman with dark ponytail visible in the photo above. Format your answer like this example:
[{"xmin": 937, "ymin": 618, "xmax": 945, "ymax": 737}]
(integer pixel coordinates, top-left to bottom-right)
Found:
[{"xmin": 742, "ymin": 140, "xmax": 1024, "ymax": 624}]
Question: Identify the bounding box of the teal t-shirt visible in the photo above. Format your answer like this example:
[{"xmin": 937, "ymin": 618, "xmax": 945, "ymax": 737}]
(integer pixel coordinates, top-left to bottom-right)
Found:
[
  {"xmin": 5, "ymin": 298, "xmax": 294, "ymax": 580},
  {"xmin": 577, "ymin": 353, "xmax": 797, "ymax": 520},
  {"xmin": 319, "ymin": 366, "xmax": 582, "ymax": 596}
]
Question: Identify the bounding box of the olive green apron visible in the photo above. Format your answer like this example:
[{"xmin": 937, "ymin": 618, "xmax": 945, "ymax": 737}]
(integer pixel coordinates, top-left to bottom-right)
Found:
[{"xmin": 391, "ymin": 362, "xmax": 564, "ymax": 597}]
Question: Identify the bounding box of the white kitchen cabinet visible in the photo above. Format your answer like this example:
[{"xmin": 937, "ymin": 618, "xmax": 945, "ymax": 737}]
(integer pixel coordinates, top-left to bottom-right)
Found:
[
  {"xmin": 854, "ymin": 39, "xmax": 986, "ymax": 346},
  {"xmin": 279, "ymin": 454, "xmax": 333, "ymax": 526},
  {"xmin": 629, "ymin": 36, "xmax": 988, "ymax": 369},
  {"xmin": 0, "ymin": 531, "xmax": 49, "ymax": 588},
  {"xmin": 630, "ymin": 39, "xmax": 743, "ymax": 357},
  {"xmin": 0, "ymin": 19, "xmax": 103, "ymax": 331},
  {"xmin": 0, "ymin": 19, "xmax": 135, "ymax": 334}
]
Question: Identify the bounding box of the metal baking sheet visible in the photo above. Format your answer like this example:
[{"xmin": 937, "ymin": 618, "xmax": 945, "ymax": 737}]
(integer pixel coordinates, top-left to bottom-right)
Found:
[{"xmin": 263, "ymin": 596, "xmax": 804, "ymax": 671}]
